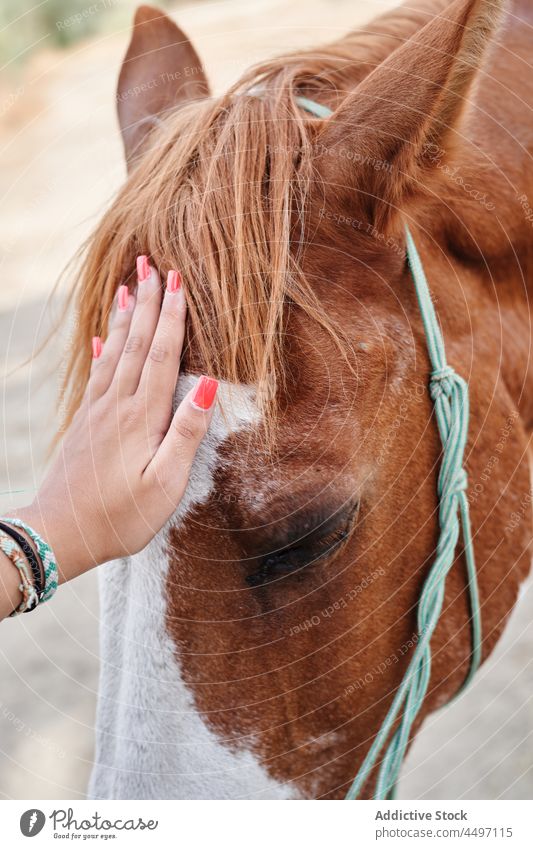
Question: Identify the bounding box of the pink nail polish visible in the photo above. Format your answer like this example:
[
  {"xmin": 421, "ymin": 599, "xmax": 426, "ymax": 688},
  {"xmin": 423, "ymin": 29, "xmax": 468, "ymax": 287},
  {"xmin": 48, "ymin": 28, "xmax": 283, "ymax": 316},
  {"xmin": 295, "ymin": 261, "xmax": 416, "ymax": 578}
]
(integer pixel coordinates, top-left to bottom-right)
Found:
[
  {"xmin": 167, "ymin": 270, "xmax": 181, "ymax": 293},
  {"xmin": 191, "ymin": 375, "xmax": 218, "ymax": 410},
  {"xmin": 92, "ymin": 336, "xmax": 102, "ymax": 359},
  {"xmin": 137, "ymin": 255, "xmax": 150, "ymax": 282},
  {"xmin": 118, "ymin": 285, "xmax": 129, "ymax": 311}
]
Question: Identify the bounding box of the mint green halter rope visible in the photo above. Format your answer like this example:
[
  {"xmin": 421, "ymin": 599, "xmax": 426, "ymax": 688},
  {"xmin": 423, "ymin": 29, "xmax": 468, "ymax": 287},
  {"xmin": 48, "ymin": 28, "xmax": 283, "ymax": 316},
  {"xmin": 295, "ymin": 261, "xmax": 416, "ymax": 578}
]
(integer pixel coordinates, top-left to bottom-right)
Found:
[{"xmin": 295, "ymin": 95, "xmax": 482, "ymax": 800}]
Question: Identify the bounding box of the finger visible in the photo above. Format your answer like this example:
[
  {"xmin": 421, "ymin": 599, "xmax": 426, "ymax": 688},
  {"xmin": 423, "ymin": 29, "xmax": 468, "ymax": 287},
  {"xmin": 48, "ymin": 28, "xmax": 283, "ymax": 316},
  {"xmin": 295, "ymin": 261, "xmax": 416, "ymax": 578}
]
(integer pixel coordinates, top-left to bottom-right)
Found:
[
  {"xmin": 114, "ymin": 257, "xmax": 164, "ymax": 396},
  {"xmin": 145, "ymin": 375, "xmax": 218, "ymax": 503},
  {"xmin": 137, "ymin": 270, "xmax": 187, "ymax": 435},
  {"xmin": 86, "ymin": 285, "xmax": 135, "ymax": 399}
]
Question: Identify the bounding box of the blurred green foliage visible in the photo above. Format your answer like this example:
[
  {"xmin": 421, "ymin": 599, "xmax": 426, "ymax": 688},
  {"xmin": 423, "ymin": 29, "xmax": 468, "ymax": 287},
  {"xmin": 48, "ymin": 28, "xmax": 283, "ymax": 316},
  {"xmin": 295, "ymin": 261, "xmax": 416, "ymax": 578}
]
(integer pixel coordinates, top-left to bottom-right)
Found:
[{"xmin": 0, "ymin": 0, "xmax": 170, "ymax": 68}]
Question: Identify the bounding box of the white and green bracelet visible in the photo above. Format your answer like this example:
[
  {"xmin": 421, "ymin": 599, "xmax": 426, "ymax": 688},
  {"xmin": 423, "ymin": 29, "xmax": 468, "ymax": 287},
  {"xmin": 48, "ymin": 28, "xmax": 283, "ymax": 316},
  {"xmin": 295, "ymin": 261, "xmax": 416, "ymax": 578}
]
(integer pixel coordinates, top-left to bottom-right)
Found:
[
  {"xmin": 0, "ymin": 530, "xmax": 39, "ymax": 615},
  {"xmin": 0, "ymin": 517, "xmax": 58, "ymax": 604}
]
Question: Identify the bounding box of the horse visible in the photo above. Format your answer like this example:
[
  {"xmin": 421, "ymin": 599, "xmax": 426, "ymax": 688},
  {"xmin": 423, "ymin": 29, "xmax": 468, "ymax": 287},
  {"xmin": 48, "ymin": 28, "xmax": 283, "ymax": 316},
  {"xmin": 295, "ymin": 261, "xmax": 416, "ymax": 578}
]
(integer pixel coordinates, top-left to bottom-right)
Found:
[{"xmin": 63, "ymin": 0, "xmax": 533, "ymax": 798}]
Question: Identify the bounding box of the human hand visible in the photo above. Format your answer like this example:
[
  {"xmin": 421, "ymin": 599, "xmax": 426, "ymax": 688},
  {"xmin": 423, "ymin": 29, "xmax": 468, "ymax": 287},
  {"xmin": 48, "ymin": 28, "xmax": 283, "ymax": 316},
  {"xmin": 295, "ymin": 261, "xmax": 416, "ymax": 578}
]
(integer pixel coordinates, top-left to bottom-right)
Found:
[{"xmin": 16, "ymin": 259, "xmax": 217, "ymax": 581}]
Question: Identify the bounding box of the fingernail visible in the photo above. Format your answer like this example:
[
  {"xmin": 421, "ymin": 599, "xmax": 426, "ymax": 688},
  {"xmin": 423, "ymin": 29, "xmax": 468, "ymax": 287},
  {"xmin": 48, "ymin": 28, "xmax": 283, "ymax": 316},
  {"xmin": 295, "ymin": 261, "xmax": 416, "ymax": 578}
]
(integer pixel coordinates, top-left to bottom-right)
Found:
[
  {"xmin": 137, "ymin": 255, "xmax": 150, "ymax": 282},
  {"xmin": 92, "ymin": 336, "xmax": 102, "ymax": 359},
  {"xmin": 191, "ymin": 375, "xmax": 218, "ymax": 410},
  {"xmin": 118, "ymin": 285, "xmax": 130, "ymax": 311},
  {"xmin": 166, "ymin": 270, "xmax": 181, "ymax": 293}
]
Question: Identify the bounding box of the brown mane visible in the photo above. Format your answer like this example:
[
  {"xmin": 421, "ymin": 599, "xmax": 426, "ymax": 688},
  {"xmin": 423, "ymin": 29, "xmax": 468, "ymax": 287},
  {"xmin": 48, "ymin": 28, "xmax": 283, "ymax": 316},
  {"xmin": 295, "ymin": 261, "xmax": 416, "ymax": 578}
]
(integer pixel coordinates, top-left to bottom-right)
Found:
[{"xmin": 61, "ymin": 54, "xmax": 364, "ymax": 435}]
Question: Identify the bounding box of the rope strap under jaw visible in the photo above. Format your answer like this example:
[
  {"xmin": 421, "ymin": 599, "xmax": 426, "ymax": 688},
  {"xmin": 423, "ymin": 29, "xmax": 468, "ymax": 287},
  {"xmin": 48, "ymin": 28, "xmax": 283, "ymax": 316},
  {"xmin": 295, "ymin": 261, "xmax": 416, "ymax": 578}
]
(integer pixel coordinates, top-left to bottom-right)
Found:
[{"xmin": 295, "ymin": 96, "xmax": 482, "ymax": 800}]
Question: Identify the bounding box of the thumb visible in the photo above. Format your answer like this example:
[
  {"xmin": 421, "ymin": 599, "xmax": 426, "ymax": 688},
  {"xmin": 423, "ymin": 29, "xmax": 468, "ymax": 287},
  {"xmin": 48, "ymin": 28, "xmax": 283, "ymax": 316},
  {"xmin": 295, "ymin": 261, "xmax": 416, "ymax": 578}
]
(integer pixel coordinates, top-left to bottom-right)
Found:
[{"xmin": 149, "ymin": 375, "xmax": 218, "ymax": 501}]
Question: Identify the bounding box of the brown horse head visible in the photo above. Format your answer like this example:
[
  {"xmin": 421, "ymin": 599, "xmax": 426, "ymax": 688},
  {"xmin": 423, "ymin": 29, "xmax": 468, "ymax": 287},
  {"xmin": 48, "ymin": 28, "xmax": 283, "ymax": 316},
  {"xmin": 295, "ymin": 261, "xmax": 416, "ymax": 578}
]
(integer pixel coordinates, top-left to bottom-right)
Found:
[{"xmin": 79, "ymin": 0, "xmax": 532, "ymax": 799}]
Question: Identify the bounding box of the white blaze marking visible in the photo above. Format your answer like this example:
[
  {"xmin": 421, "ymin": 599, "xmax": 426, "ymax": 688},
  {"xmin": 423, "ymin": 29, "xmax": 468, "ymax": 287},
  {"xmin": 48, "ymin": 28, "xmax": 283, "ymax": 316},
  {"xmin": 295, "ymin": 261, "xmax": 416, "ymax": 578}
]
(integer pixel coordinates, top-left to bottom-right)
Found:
[{"xmin": 89, "ymin": 377, "xmax": 297, "ymax": 799}]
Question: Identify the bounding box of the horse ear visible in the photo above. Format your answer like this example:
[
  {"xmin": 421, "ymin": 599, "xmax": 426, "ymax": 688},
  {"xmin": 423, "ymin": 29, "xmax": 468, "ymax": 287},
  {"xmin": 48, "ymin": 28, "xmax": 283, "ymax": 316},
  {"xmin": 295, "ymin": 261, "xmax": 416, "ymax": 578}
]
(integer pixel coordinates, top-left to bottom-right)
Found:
[
  {"xmin": 117, "ymin": 5, "xmax": 209, "ymax": 168},
  {"xmin": 314, "ymin": 0, "xmax": 504, "ymax": 228}
]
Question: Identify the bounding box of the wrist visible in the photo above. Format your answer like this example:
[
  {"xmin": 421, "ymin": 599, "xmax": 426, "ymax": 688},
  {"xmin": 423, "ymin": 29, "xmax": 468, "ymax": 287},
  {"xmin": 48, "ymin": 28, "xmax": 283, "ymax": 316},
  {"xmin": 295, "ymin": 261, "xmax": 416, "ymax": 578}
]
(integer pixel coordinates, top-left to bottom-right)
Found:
[{"xmin": 11, "ymin": 501, "xmax": 98, "ymax": 585}]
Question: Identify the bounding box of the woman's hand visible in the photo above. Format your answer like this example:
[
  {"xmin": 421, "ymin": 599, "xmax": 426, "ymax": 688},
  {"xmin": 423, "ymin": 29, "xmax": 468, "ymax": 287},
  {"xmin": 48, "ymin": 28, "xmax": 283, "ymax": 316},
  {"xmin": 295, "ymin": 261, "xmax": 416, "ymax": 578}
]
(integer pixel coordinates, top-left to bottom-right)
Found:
[{"xmin": 14, "ymin": 260, "xmax": 218, "ymax": 583}]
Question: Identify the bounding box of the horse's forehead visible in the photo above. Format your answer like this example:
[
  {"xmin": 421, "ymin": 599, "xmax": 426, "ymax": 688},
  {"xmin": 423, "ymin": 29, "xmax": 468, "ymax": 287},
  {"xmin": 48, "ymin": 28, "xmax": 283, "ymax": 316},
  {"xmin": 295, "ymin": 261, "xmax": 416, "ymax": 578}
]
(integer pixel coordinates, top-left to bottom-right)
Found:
[{"xmin": 171, "ymin": 375, "xmax": 261, "ymax": 527}]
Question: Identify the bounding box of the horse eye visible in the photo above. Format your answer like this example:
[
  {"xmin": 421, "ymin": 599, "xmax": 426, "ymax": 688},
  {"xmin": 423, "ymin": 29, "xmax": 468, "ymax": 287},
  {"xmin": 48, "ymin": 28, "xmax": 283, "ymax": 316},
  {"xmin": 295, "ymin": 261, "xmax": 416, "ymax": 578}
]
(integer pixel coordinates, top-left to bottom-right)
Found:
[{"xmin": 245, "ymin": 523, "xmax": 351, "ymax": 587}]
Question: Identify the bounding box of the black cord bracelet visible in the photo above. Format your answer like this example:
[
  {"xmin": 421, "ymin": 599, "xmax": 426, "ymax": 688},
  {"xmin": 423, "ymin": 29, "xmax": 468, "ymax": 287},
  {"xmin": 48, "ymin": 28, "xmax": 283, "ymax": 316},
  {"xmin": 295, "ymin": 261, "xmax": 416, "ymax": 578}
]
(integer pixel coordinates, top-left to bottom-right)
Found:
[{"xmin": 0, "ymin": 521, "xmax": 44, "ymax": 603}]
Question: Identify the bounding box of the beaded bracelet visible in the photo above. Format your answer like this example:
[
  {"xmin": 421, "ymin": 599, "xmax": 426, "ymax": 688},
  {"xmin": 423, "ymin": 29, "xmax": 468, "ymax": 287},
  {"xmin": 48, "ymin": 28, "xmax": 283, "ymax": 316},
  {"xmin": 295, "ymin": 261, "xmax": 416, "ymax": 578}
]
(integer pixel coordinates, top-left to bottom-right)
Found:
[
  {"xmin": 0, "ymin": 521, "xmax": 43, "ymax": 600},
  {"xmin": 0, "ymin": 530, "xmax": 39, "ymax": 615},
  {"xmin": 0, "ymin": 517, "xmax": 58, "ymax": 604}
]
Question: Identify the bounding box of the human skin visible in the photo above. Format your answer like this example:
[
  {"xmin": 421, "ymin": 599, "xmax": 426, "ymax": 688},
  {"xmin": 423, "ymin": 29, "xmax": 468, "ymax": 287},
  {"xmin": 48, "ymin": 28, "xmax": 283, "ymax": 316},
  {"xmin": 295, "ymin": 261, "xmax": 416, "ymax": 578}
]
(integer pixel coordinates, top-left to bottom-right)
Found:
[{"xmin": 0, "ymin": 259, "xmax": 218, "ymax": 621}]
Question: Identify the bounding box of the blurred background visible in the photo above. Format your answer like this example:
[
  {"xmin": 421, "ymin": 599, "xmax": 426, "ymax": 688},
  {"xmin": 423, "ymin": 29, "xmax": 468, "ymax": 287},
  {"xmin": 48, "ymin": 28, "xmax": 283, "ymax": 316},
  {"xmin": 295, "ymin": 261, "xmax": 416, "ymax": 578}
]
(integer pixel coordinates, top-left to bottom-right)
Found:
[{"xmin": 1, "ymin": 0, "xmax": 532, "ymax": 800}]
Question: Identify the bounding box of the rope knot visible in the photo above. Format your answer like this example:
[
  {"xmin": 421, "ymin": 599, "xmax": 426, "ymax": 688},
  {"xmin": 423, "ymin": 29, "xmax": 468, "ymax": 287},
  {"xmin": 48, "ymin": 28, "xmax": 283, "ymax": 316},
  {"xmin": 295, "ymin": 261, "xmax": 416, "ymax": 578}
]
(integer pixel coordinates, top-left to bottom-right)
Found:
[
  {"xmin": 430, "ymin": 365, "xmax": 456, "ymax": 400},
  {"xmin": 451, "ymin": 468, "xmax": 468, "ymax": 497}
]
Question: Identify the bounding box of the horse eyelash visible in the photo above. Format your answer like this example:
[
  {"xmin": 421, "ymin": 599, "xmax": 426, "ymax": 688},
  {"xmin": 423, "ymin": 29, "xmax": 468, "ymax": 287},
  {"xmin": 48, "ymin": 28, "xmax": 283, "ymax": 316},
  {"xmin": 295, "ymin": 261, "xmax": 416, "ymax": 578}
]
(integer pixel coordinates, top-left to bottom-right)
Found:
[{"xmin": 247, "ymin": 509, "xmax": 358, "ymax": 587}]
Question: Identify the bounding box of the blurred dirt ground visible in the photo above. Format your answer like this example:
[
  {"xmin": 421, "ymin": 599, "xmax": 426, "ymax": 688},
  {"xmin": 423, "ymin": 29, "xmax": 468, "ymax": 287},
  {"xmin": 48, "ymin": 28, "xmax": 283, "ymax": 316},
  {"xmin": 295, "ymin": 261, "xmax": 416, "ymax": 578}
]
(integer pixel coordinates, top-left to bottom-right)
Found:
[{"xmin": 1, "ymin": 0, "xmax": 532, "ymax": 800}]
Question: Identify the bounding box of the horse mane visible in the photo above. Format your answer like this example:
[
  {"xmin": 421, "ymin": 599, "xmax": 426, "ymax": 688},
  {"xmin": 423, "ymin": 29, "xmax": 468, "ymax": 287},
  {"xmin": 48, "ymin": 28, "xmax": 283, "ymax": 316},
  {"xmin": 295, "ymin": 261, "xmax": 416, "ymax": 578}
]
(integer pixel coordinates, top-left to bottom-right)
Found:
[{"xmin": 60, "ymin": 5, "xmax": 439, "ymax": 437}]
